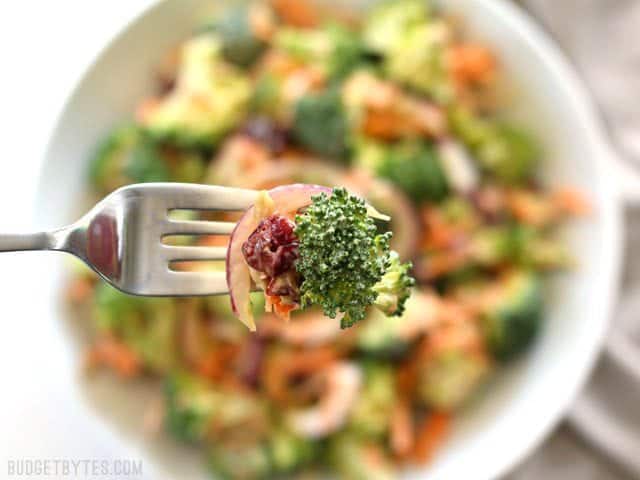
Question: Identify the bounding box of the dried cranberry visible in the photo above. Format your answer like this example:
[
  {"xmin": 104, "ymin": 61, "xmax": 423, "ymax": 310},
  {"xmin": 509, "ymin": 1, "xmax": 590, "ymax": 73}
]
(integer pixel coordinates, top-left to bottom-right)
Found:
[
  {"xmin": 241, "ymin": 117, "xmax": 289, "ymax": 155},
  {"xmin": 242, "ymin": 214, "xmax": 300, "ymax": 277}
]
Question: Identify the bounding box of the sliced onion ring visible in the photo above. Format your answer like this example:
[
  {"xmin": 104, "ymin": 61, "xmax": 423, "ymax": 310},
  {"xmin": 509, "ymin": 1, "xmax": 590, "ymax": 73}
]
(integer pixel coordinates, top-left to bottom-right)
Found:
[{"xmin": 226, "ymin": 184, "xmax": 331, "ymax": 330}]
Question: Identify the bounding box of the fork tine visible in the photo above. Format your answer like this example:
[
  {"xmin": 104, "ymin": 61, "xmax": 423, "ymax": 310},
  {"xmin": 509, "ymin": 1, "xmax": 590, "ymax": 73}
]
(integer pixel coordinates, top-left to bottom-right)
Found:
[
  {"xmin": 143, "ymin": 183, "xmax": 258, "ymax": 211},
  {"xmin": 164, "ymin": 220, "xmax": 236, "ymax": 236},
  {"xmin": 162, "ymin": 245, "xmax": 227, "ymax": 261},
  {"xmin": 163, "ymin": 270, "xmax": 229, "ymax": 296}
]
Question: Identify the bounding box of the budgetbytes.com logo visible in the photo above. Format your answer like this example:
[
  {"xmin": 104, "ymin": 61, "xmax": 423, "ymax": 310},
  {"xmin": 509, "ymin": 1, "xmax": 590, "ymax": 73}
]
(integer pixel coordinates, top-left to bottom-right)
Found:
[{"xmin": 6, "ymin": 458, "xmax": 143, "ymax": 478}]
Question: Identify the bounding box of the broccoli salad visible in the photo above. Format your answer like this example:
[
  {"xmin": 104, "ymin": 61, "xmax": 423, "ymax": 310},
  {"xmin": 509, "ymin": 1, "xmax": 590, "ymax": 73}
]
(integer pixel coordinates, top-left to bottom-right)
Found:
[{"xmin": 69, "ymin": 0, "xmax": 589, "ymax": 478}]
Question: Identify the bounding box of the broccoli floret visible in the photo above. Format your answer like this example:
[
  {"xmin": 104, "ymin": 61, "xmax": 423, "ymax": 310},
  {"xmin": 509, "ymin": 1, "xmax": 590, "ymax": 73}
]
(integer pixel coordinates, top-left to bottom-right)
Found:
[
  {"xmin": 89, "ymin": 126, "xmax": 170, "ymax": 194},
  {"xmin": 208, "ymin": 443, "xmax": 272, "ymax": 480},
  {"xmin": 201, "ymin": 5, "xmax": 268, "ymax": 67},
  {"xmin": 349, "ymin": 364, "xmax": 396, "ymax": 437},
  {"xmin": 93, "ymin": 282, "xmax": 177, "ymax": 372},
  {"xmin": 164, "ymin": 372, "xmax": 267, "ymax": 444},
  {"xmin": 295, "ymin": 188, "xmax": 413, "ymax": 328},
  {"xmin": 362, "ymin": 0, "xmax": 431, "ymax": 54},
  {"xmin": 468, "ymin": 226, "xmax": 516, "ymax": 267},
  {"xmin": 250, "ymin": 73, "xmax": 283, "ymax": 118},
  {"xmin": 357, "ymin": 292, "xmax": 430, "ymax": 358},
  {"xmin": 207, "ymin": 429, "xmax": 317, "ymax": 479},
  {"xmin": 356, "ymin": 138, "xmax": 449, "ymax": 202},
  {"xmin": 418, "ymin": 347, "xmax": 490, "ymax": 410},
  {"xmin": 357, "ymin": 310, "xmax": 409, "ymax": 359},
  {"xmin": 164, "ymin": 372, "xmax": 220, "ymax": 443},
  {"xmin": 292, "ymin": 89, "xmax": 350, "ymax": 160},
  {"xmin": 328, "ymin": 434, "xmax": 396, "ymax": 480},
  {"xmin": 450, "ymin": 108, "xmax": 540, "ymax": 184},
  {"xmin": 482, "ymin": 270, "xmax": 544, "ymax": 361},
  {"xmin": 468, "ymin": 225, "xmax": 571, "ymax": 271},
  {"xmin": 510, "ymin": 225, "xmax": 573, "ymax": 270},
  {"xmin": 268, "ymin": 429, "xmax": 318, "ymax": 474},
  {"xmin": 275, "ymin": 23, "xmax": 365, "ymax": 81},
  {"xmin": 385, "ymin": 21, "xmax": 452, "ymax": 102},
  {"xmin": 372, "ymin": 251, "xmax": 415, "ymax": 317},
  {"xmin": 140, "ymin": 35, "xmax": 251, "ymax": 149}
]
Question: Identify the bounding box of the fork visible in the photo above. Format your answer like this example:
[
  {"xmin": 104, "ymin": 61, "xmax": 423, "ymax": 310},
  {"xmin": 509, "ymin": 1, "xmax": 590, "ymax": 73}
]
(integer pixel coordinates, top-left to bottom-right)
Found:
[{"xmin": 0, "ymin": 183, "xmax": 258, "ymax": 296}]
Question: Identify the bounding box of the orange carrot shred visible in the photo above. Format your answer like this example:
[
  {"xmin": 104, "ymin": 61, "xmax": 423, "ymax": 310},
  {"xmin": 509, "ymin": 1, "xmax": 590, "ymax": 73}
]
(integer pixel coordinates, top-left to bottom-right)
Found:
[{"xmin": 412, "ymin": 412, "xmax": 451, "ymax": 464}]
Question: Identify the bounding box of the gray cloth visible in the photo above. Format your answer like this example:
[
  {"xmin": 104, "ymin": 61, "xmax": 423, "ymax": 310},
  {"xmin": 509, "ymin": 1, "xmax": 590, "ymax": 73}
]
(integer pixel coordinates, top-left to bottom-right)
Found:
[{"xmin": 506, "ymin": 1, "xmax": 640, "ymax": 479}]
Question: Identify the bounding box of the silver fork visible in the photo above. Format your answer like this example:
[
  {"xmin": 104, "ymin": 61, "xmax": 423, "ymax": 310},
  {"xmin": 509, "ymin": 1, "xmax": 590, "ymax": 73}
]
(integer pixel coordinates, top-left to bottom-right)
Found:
[{"xmin": 0, "ymin": 183, "xmax": 258, "ymax": 296}]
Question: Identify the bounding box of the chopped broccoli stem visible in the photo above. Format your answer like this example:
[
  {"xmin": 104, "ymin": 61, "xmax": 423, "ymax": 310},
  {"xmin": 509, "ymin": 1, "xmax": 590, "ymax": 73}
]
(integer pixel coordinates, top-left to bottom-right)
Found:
[
  {"xmin": 373, "ymin": 251, "xmax": 415, "ymax": 317},
  {"xmin": 363, "ymin": 0, "xmax": 431, "ymax": 54}
]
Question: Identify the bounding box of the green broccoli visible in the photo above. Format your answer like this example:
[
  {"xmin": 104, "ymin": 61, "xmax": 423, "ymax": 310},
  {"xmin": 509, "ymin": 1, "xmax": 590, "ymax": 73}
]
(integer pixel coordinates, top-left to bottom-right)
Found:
[
  {"xmin": 372, "ymin": 251, "xmax": 415, "ymax": 317},
  {"xmin": 200, "ymin": 5, "xmax": 267, "ymax": 67},
  {"xmin": 89, "ymin": 125, "xmax": 170, "ymax": 194},
  {"xmin": 250, "ymin": 73, "xmax": 283, "ymax": 118},
  {"xmin": 450, "ymin": 108, "xmax": 540, "ymax": 184},
  {"xmin": 362, "ymin": 0, "xmax": 431, "ymax": 54},
  {"xmin": 355, "ymin": 138, "xmax": 449, "ymax": 202},
  {"xmin": 295, "ymin": 188, "xmax": 413, "ymax": 328},
  {"xmin": 140, "ymin": 35, "xmax": 251, "ymax": 149},
  {"xmin": 468, "ymin": 226, "xmax": 516, "ymax": 267},
  {"xmin": 349, "ymin": 364, "xmax": 396, "ymax": 437},
  {"xmin": 468, "ymin": 225, "xmax": 571, "ymax": 270},
  {"xmin": 357, "ymin": 310, "xmax": 410, "ymax": 359},
  {"xmin": 417, "ymin": 347, "xmax": 490, "ymax": 410},
  {"xmin": 328, "ymin": 434, "xmax": 396, "ymax": 480},
  {"xmin": 292, "ymin": 89, "xmax": 350, "ymax": 160},
  {"xmin": 268, "ymin": 429, "xmax": 318, "ymax": 474},
  {"xmin": 207, "ymin": 428, "xmax": 317, "ymax": 479},
  {"xmin": 275, "ymin": 23, "xmax": 365, "ymax": 81},
  {"xmin": 208, "ymin": 443, "xmax": 272, "ymax": 480},
  {"xmin": 482, "ymin": 270, "xmax": 544, "ymax": 361},
  {"xmin": 93, "ymin": 282, "xmax": 177, "ymax": 372},
  {"xmin": 385, "ymin": 21, "xmax": 453, "ymax": 102},
  {"xmin": 164, "ymin": 372, "xmax": 220, "ymax": 443},
  {"xmin": 363, "ymin": 0, "xmax": 452, "ymax": 101},
  {"xmin": 510, "ymin": 226, "xmax": 573, "ymax": 270},
  {"xmin": 164, "ymin": 371, "xmax": 267, "ymax": 444}
]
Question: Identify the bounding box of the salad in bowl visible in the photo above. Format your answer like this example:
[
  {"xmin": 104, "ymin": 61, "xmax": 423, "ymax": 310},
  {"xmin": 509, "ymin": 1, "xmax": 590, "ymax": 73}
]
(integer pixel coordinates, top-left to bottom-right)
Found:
[{"xmin": 66, "ymin": 0, "xmax": 590, "ymax": 478}]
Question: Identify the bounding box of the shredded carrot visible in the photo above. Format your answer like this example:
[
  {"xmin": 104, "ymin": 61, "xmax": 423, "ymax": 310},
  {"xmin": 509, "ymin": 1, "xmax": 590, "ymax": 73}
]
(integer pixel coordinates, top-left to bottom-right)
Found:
[
  {"xmin": 552, "ymin": 186, "xmax": 592, "ymax": 216},
  {"xmin": 196, "ymin": 344, "xmax": 240, "ymax": 381},
  {"xmin": 506, "ymin": 190, "xmax": 556, "ymax": 227},
  {"xmin": 270, "ymin": 0, "xmax": 321, "ymax": 27},
  {"xmin": 66, "ymin": 277, "xmax": 94, "ymax": 303},
  {"xmin": 412, "ymin": 412, "xmax": 451, "ymax": 463},
  {"xmin": 448, "ymin": 44, "xmax": 496, "ymax": 86},
  {"xmin": 86, "ymin": 336, "xmax": 141, "ymax": 378},
  {"xmin": 390, "ymin": 399, "xmax": 414, "ymax": 459}
]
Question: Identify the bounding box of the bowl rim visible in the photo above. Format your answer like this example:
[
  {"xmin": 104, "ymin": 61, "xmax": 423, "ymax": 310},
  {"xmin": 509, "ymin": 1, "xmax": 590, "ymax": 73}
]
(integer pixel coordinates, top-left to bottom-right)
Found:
[{"xmin": 35, "ymin": 0, "xmax": 623, "ymax": 478}]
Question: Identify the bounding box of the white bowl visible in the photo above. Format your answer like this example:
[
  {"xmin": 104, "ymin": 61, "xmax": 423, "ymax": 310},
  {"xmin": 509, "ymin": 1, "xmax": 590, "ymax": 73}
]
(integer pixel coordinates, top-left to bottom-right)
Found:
[{"xmin": 29, "ymin": 0, "xmax": 622, "ymax": 478}]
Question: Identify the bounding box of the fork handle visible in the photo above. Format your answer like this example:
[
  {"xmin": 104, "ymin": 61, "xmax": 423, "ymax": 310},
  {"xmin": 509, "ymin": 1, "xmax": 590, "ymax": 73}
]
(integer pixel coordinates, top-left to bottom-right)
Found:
[{"xmin": 0, "ymin": 232, "xmax": 54, "ymax": 252}]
